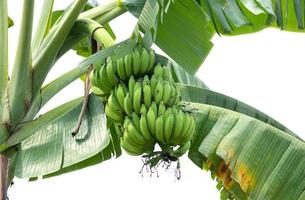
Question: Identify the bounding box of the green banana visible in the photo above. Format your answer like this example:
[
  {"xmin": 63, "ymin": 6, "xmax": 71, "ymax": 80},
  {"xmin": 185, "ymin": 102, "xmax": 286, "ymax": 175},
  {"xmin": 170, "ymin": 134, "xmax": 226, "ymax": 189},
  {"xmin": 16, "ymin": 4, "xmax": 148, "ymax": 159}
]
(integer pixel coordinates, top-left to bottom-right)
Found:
[
  {"xmin": 171, "ymin": 111, "xmax": 184, "ymax": 143},
  {"xmin": 124, "ymin": 93, "xmax": 133, "ymax": 116},
  {"xmin": 155, "ymin": 115, "xmax": 165, "ymax": 144},
  {"xmin": 154, "ymin": 78, "xmax": 164, "ymax": 104},
  {"xmin": 140, "ymin": 114, "xmax": 153, "ymax": 141},
  {"xmin": 133, "ymin": 84, "xmax": 142, "ymax": 114},
  {"xmin": 124, "ymin": 53, "xmax": 133, "ymax": 77},
  {"xmin": 132, "ymin": 50, "xmax": 141, "ymax": 76},
  {"xmin": 178, "ymin": 113, "xmax": 192, "ymax": 144},
  {"xmin": 150, "ymin": 74, "xmax": 157, "ymax": 95},
  {"xmin": 140, "ymin": 48, "xmax": 149, "ymax": 74},
  {"xmin": 143, "ymin": 84, "xmax": 152, "ymax": 108},
  {"xmin": 105, "ymin": 103, "xmax": 123, "ymax": 123},
  {"xmin": 154, "ymin": 63, "xmax": 163, "ymax": 77},
  {"xmin": 158, "ymin": 101, "xmax": 166, "ymax": 116},
  {"xmin": 147, "ymin": 107, "xmax": 156, "ymax": 137},
  {"xmin": 106, "ymin": 61, "xmax": 118, "ymax": 86},
  {"xmin": 95, "ymin": 69, "xmax": 111, "ymax": 93},
  {"xmin": 132, "ymin": 112, "xmax": 141, "ymax": 132},
  {"xmin": 122, "ymin": 131, "xmax": 145, "ymax": 155},
  {"xmin": 162, "ymin": 81, "xmax": 172, "ymax": 105},
  {"xmin": 140, "ymin": 104, "xmax": 148, "ymax": 115},
  {"xmin": 163, "ymin": 66, "xmax": 173, "ymax": 81},
  {"xmin": 116, "ymin": 85, "xmax": 126, "ymax": 109},
  {"xmin": 164, "ymin": 114, "xmax": 174, "ymax": 142},
  {"xmin": 128, "ymin": 75, "xmax": 136, "ymax": 99},
  {"xmin": 99, "ymin": 65, "xmax": 113, "ymax": 92},
  {"xmin": 108, "ymin": 91, "xmax": 123, "ymax": 113},
  {"xmin": 127, "ymin": 122, "xmax": 146, "ymax": 144},
  {"xmin": 116, "ymin": 57, "xmax": 127, "ymax": 80},
  {"xmin": 150, "ymin": 101, "xmax": 158, "ymax": 116},
  {"xmin": 147, "ymin": 49, "xmax": 155, "ymax": 72}
]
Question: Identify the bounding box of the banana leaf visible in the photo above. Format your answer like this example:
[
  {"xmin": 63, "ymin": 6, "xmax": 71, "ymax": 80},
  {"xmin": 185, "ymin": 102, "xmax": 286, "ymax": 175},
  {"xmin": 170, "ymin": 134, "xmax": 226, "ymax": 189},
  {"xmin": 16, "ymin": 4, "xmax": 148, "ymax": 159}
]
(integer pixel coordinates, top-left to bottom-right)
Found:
[
  {"xmin": 196, "ymin": 0, "xmax": 305, "ymax": 35},
  {"xmin": 12, "ymin": 94, "xmax": 111, "ymax": 178},
  {"xmin": 188, "ymin": 102, "xmax": 305, "ymax": 200},
  {"xmin": 126, "ymin": 0, "xmax": 215, "ymax": 74}
]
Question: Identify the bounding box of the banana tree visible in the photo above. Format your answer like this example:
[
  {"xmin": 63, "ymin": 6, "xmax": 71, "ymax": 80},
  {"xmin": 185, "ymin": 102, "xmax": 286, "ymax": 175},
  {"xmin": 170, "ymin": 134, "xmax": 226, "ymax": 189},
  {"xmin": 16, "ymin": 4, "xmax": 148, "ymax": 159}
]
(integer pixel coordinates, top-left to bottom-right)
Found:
[{"xmin": 1, "ymin": 0, "xmax": 305, "ymax": 199}]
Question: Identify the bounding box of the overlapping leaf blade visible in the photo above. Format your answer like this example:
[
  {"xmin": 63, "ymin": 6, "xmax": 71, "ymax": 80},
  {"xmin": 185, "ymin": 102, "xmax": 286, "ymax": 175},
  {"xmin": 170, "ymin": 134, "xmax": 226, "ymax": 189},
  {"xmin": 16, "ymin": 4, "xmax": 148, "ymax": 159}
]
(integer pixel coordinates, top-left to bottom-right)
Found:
[
  {"xmin": 188, "ymin": 103, "xmax": 305, "ymax": 199},
  {"xmin": 14, "ymin": 95, "xmax": 110, "ymax": 178}
]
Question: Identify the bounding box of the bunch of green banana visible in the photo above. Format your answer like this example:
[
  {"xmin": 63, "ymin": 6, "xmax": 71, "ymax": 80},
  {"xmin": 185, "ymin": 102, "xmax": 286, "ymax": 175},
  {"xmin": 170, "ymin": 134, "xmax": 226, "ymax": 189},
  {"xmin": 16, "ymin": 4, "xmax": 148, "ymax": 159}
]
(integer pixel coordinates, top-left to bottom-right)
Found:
[
  {"xmin": 91, "ymin": 46, "xmax": 196, "ymax": 160},
  {"xmin": 90, "ymin": 47, "xmax": 155, "ymax": 95}
]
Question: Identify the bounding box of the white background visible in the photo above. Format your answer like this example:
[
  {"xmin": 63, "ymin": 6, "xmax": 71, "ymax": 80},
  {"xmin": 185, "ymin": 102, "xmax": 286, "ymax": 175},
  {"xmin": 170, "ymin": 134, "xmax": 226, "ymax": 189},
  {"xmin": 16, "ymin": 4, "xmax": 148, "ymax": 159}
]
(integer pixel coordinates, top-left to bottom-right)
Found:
[{"xmin": 7, "ymin": 0, "xmax": 305, "ymax": 199}]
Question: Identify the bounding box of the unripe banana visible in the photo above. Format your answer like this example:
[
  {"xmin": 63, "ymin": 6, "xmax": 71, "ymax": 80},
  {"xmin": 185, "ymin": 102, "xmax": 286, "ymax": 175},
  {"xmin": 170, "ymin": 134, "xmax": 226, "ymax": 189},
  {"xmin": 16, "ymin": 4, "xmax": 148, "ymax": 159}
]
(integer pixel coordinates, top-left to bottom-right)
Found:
[
  {"xmin": 143, "ymin": 84, "xmax": 152, "ymax": 108},
  {"xmin": 123, "ymin": 117, "xmax": 132, "ymax": 130},
  {"xmin": 150, "ymin": 74, "xmax": 157, "ymax": 95},
  {"xmin": 132, "ymin": 50, "xmax": 141, "ymax": 75},
  {"xmin": 143, "ymin": 75, "xmax": 150, "ymax": 85},
  {"xmin": 171, "ymin": 105, "xmax": 178, "ymax": 116},
  {"xmin": 96, "ymin": 69, "xmax": 111, "ymax": 93},
  {"xmin": 150, "ymin": 101, "xmax": 158, "ymax": 116},
  {"xmin": 140, "ymin": 48, "xmax": 150, "ymax": 74},
  {"xmin": 133, "ymin": 85, "xmax": 142, "ymax": 114},
  {"xmin": 124, "ymin": 93, "xmax": 133, "ymax": 116},
  {"xmin": 147, "ymin": 49, "xmax": 155, "ymax": 72},
  {"xmin": 132, "ymin": 113, "xmax": 141, "ymax": 132},
  {"xmin": 163, "ymin": 107, "xmax": 172, "ymax": 122},
  {"xmin": 128, "ymin": 75, "xmax": 136, "ymax": 99},
  {"xmin": 154, "ymin": 78, "xmax": 164, "ymax": 104},
  {"xmin": 90, "ymin": 70, "xmax": 97, "ymax": 87},
  {"xmin": 178, "ymin": 113, "xmax": 192, "ymax": 144},
  {"xmin": 183, "ymin": 116, "xmax": 196, "ymax": 143},
  {"xmin": 140, "ymin": 114, "xmax": 153, "ymax": 141},
  {"xmin": 155, "ymin": 115, "xmax": 165, "ymax": 144},
  {"xmin": 122, "ymin": 131, "xmax": 145, "ymax": 155},
  {"xmin": 147, "ymin": 107, "xmax": 156, "ymax": 137},
  {"xmin": 164, "ymin": 114, "xmax": 174, "ymax": 142},
  {"xmin": 105, "ymin": 103, "xmax": 123, "ymax": 123},
  {"xmin": 117, "ymin": 57, "xmax": 127, "ymax": 80},
  {"xmin": 127, "ymin": 122, "xmax": 146, "ymax": 144},
  {"xmin": 108, "ymin": 91, "xmax": 123, "ymax": 113},
  {"xmin": 154, "ymin": 63, "xmax": 163, "ymax": 77},
  {"xmin": 162, "ymin": 81, "xmax": 172, "ymax": 105},
  {"xmin": 163, "ymin": 66, "xmax": 173, "ymax": 81},
  {"xmin": 124, "ymin": 53, "xmax": 133, "ymax": 77},
  {"xmin": 116, "ymin": 85, "xmax": 126, "ymax": 109},
  {"xmin": 114, "ymin": 124, "xmax": 123, "ymax": 137},
  {"xmin": 99, "ymin": 65, "xmax": 113, "ymax": 92},
  {"xmin": 106, "ymin": 61, "xmax": 118, "ymax": 86},
  {"xmin": 171, "ymin": 111, "xmax": 184, "ymax": 143},
  {"xmin": 140, "ymin": 104, "xmax": 148, "ymax": 115},
  {"xmin": 158, "ymin": 101, "xmax": 166, "ymax": 116}
]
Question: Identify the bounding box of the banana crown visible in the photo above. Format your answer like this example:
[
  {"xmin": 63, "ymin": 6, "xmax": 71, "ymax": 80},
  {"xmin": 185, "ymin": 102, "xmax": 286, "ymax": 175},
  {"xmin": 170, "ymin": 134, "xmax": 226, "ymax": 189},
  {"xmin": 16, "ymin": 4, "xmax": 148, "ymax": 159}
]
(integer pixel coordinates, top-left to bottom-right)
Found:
[{"xmin": 91, "ymin": 46, "xmax": 195, "ymax": 162}]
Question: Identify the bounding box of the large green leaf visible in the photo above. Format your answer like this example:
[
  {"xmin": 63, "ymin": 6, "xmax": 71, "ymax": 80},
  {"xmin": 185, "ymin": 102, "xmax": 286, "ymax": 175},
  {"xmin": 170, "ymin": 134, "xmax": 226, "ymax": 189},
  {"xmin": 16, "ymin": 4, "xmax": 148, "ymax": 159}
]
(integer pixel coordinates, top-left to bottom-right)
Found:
[
  {"xmin": 13, "ymin": 94, "xmax": 110, "ymax": 178},
  {"xmin": 196, "ymin": 0, "xmax": 305, "ymax": 35},
  {"xmin": 188, "ymin": 103, "xmax": 305, "ymax": 200},
  {"xmin": 128, "ymin": 0, "xmax": 215, "ymax": 74},
  {"xmin": 178, "ymin": 84, "xmax": 298, "ymax": 138}
]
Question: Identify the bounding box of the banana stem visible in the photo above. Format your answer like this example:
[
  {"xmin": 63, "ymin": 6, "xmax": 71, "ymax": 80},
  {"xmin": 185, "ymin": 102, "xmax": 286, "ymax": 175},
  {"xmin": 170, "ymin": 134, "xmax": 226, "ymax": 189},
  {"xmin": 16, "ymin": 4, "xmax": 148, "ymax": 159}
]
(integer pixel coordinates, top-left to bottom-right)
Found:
[
  {"xmin": 79, "ymin": 0, "xmax": 121, "ymax": 19},
  {"xmin": 0, "ymin": 154, "xmax": 8, "ymax": 200}
]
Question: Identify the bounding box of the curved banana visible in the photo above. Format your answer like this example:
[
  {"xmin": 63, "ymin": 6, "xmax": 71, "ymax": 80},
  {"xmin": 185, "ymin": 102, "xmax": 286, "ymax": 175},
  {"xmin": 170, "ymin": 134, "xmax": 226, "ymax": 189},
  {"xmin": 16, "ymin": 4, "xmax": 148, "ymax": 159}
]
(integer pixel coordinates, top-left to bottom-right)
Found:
[
  {"xmin": 147, "ymin": 49, "xmax": 155, "ymax": 72},
  {"xmin": 158, "ymin": 101, "xmax": 166, "ymax": 116},
  {"xmin": 154, "ymin": 63, "xmax": 163, "ymax": 77},
  {"xmin": 99, "ymin": 65, "xmax": 113, "ymax": 92},
  {"xmin": 106, "ymin": 61, "xmax": 118, "ymax": 86},
  {"xmin": 140, "ymin": 104, "xmax": 148, "ymax": 115},
  {"xmin": 132, "ymin": 112, "xmax": 141, "ymax": 132},
  {"xmin": 140, "ymin": 48, "xmax": 149, "ymax": 74},
  {"xmin": 143, "ymin": 84, "xmax": 152, "ymax": 108},
  {"xmin": 154, "ymin": 78, "xmax": 164, "ymax": 104},
  {"xmin": 164, "ymin": 113, "xmax": 174, "ymax": 143},
  {"xmin": 140, "ymin": 114, "xmax": 153, "ymax": 141},
  {"xmin": 150, "ymin": 74, "xmax": 157, "ymax": 95},
  {"xmin": 124, "ymin": 93, "xmax": 133, "ymax": 116},
  {"xmin": 116, "ymin": 57, "xmax": 127, "ymax": 80},
  {"xmin": 124, "ymin": 53, "xmax": 133, "ymax": 77},
  {"xmin": 127, "ymin": 122, "xmax": 146, "ymax": 144},
  {"xmin": 115, "ymin": 85, "xmax": 126, "ymax": 109},
  {"xmin": 171, "ymin": 111, "xmax": 184, "ymax": 143},
  {"xmin": 162, "ymin": 81, "xmax": 172, "ymax": 105},
  {"xmin": 132, "ymin": 50, "xmax": 141, "ymax": 76},
  {"xmin": 105, "ymin": 103, "xmax": 123, "ymax": 123},
  {"xmin": 133, "ymin": 85, "xmax": 142, "ymax": 114},
  {"xmin": 128, "ymin": 75, "xmax": 136, "ymax": 99},
  {"xmin": 147, "ymin": 107, "xmax": 156, "ymax": 137},
  {"xmin": 155, "ymin": 115, "xmax": 165, "ymax": 144}
]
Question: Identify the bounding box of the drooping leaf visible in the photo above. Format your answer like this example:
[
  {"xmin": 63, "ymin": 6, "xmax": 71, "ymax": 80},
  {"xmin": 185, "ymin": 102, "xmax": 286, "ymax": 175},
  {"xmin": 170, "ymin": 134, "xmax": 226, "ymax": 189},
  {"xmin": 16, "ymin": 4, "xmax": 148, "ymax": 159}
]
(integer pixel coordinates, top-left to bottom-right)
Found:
[
  {"xmin": 178, "ymin": 84, "xmax": 297, "ymax": 138},
  {"xmin": 13, "ymin": 94, "xmax": 110, "ymax": 178},
  {"xmin": 188, "ymin": 103, "xmax": 305, "ymax": 199}
]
